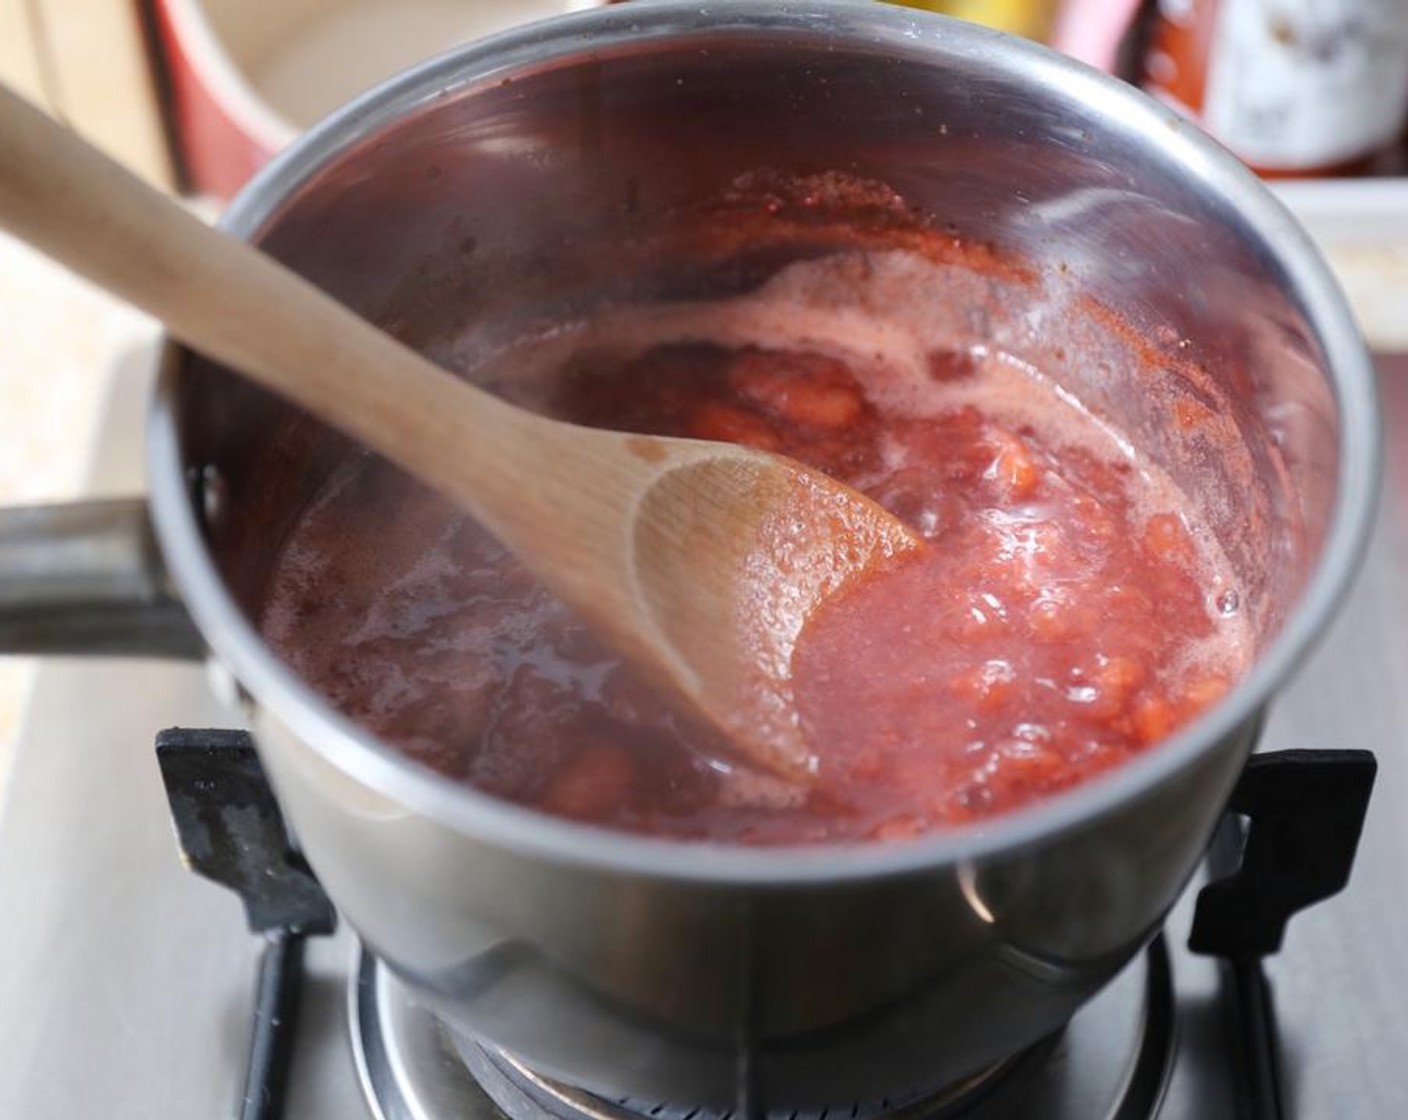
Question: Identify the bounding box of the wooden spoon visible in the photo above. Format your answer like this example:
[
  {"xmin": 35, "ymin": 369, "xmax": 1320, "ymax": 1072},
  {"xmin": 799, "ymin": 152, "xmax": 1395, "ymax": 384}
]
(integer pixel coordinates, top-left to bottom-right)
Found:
[{"xmin": 0, "ymin": 85, "xmax": 920, "ymax": 780}]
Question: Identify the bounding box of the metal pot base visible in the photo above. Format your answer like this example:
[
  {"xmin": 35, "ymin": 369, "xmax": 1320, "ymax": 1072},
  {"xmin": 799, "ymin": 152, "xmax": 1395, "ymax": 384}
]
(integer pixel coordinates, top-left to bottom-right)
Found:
[
  {"xmin": 453, "ymin": 1041, "xmax": 1050, "ymax": 1120},
  {"xmin": 351, "ymin": 938, "xmax": 1174, "ymax": 1120}
]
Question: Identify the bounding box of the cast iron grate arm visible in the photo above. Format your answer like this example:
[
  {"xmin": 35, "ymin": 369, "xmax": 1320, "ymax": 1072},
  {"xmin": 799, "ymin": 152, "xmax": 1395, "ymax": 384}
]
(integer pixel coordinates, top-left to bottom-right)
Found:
[{"xmin": 156, "ymin": 727, "xmax": 337, "ymax": 1120}]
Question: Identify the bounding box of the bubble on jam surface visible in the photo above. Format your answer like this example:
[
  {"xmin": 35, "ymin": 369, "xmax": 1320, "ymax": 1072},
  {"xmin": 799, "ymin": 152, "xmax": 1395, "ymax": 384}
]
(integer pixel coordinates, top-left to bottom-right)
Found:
[
  {"xmin": 1217, "ymin": 589, "xmax": 1241, "ymax": 616},
  {"xmin": 867, "ymin": 471, "xmax": 933, "ymax": 529}
]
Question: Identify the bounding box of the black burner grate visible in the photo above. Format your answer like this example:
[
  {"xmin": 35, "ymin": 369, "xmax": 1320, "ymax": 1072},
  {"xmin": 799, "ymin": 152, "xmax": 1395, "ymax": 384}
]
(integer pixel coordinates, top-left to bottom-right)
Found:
[
  {"xmin": 1189, "ymin": 749, "xmax": 1376, "ymax": 1120},
  {"xmin": 156, "ymin": 728, "xmax": 337, "ymax": 1120}
]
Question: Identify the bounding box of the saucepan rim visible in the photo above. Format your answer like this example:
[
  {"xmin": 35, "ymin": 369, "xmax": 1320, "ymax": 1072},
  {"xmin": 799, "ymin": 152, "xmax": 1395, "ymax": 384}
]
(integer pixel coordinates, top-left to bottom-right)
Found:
[{"xmin": 147, "ymin": 0, "xmax": 1381, "ymax": 884}]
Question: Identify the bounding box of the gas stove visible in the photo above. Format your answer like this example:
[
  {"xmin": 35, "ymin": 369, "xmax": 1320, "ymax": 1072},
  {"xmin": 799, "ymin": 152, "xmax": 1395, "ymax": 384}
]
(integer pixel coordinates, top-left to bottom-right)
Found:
[{"xmin": 1, "ymin": 346, "xmax": 1406, "ymax": 1118}]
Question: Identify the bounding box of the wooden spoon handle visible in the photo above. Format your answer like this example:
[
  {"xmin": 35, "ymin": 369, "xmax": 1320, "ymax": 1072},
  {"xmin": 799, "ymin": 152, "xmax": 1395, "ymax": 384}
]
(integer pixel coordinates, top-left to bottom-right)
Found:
[{"xmin": 0, "ymin": 83, "xmax": 530, "ymax": 509}]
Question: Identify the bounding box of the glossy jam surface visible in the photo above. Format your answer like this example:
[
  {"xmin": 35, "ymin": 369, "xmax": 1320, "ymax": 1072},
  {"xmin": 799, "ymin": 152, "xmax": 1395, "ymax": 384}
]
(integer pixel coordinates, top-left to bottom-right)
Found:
[{"xmin": 262, "ymin": 251, "xmax": 1249, "ymax": 844}]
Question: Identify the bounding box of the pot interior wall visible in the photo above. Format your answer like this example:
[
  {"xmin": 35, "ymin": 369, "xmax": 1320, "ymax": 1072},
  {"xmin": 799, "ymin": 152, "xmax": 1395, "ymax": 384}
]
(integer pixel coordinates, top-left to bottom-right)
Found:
[{"xmin": 175, "ymin": 27, "xmax": 1337, "ymax": 707}]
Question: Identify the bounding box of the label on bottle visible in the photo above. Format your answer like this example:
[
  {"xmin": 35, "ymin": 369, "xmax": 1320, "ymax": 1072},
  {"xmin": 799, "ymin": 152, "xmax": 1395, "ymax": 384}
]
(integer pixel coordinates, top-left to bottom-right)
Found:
[
  {"xmin": 889, "ymin": 1, "xmax": 1058, "ymax": 41},
  {"xmin": 1197, "ymin": 0, "xmax": 1408, "ymax": 171}
]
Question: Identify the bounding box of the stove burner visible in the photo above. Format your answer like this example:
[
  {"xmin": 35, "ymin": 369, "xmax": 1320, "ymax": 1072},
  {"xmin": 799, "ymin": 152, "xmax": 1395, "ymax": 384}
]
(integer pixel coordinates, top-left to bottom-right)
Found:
[
  {"xmin": 350, "ymin": 939, "xmax": 1175, "ymax": 1120},
  {"xmin": 455, "ymin": 1038, "xmax": 1050, "ymax": 1120}
]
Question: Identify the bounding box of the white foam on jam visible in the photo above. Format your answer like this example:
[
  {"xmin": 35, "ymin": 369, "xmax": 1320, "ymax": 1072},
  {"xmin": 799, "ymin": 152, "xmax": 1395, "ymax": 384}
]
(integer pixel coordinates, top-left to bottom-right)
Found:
[{"xmin": 468, "ymin": 248, "xmax": 1253, "ymax": 685}]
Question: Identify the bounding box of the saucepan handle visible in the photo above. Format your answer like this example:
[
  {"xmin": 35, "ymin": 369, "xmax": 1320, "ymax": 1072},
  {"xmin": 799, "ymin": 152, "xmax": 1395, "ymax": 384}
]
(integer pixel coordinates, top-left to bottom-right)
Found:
[{"xmin": 0, "ymin": 498, "xmax": 203, "ymax": 658}]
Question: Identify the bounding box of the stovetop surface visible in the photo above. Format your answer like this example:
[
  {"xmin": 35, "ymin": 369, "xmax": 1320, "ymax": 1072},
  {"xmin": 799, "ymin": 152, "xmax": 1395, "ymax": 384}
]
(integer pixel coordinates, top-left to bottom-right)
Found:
[{"xmin": 1, "ymin": 349, "xmax": 1406, "ymax": 1118}]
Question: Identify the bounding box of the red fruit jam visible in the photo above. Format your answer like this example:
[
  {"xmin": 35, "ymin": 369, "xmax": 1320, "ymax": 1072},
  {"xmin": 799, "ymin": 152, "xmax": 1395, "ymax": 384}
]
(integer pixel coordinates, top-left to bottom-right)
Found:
[{"xmin": 262, "ymin": 249, "xmax": 1250, "ymax": 844}]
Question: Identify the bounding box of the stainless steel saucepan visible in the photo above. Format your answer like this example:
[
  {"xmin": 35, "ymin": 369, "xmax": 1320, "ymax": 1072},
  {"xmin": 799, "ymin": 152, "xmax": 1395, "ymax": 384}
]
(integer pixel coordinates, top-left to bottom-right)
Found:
[{"xmin": 0, "ymin": 2, "xmax": 1379, "ymax": 1107}]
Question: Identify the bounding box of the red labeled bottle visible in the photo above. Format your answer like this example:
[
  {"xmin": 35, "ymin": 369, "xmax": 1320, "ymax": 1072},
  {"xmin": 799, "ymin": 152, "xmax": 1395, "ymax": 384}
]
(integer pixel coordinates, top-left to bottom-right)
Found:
[{"xmin": 1142, "ymin": 0, "xmax": 1408, "ymax": 177}]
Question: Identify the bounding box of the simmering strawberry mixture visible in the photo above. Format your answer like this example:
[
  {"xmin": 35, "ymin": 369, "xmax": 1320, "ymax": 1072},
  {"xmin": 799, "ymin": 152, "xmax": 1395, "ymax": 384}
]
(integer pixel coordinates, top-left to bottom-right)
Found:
[{"xmin": 262, "ymin": 250, "xmax": 1249, "ymax": 844}]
